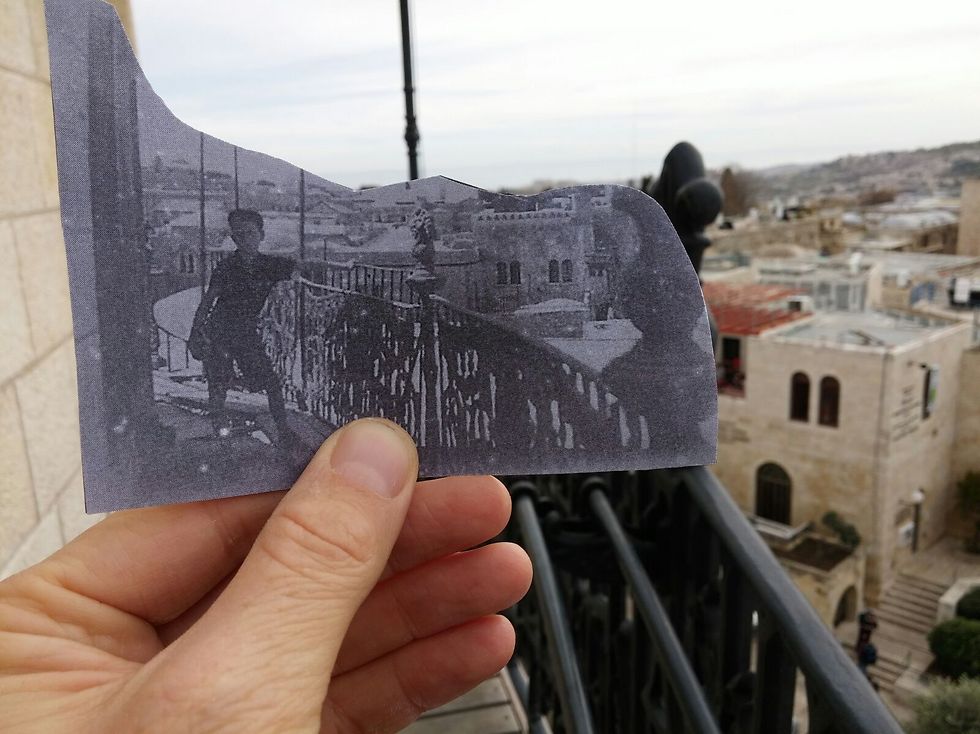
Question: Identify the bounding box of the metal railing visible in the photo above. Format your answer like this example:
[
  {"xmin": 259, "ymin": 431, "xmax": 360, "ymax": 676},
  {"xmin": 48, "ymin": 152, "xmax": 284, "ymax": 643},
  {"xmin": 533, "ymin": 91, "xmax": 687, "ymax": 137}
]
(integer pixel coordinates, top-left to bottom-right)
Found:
[
  {"xmin": 156, "ymin": 324, "xmax": 190, "ymax": 372},
  {"xmin": 261, "ymin": 280, "xmax": 655, "ymax": 476},
  {"xmin": 504, "ymin": 468, "xmax": 903, "ymax": 734}
]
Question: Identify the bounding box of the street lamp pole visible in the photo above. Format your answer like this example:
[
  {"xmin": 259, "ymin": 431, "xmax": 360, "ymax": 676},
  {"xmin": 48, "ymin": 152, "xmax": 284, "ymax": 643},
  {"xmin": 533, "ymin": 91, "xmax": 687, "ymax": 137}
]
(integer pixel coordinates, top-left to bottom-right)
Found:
[{"xmin": 399, "ymin": 0, "xmax": 420, "ymax": 180}]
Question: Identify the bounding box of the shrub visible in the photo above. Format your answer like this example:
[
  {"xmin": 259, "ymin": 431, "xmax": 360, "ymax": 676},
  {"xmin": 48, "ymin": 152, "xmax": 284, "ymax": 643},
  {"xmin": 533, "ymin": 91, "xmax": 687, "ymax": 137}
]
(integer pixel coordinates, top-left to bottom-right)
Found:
[
  {"xmin": 930, "ymin": 619, "xmax": 980, "ymax": 679},
  {"xmin": 909, "ymin": 677, "xmax": 980, "ymax": 734},
  {"xmin": 821, "ymin": 511, "xmax": 861, "ymax": 549},
  {"xmin": 959, "ymin": 588, "xmax": 980, "ymax": 622}
]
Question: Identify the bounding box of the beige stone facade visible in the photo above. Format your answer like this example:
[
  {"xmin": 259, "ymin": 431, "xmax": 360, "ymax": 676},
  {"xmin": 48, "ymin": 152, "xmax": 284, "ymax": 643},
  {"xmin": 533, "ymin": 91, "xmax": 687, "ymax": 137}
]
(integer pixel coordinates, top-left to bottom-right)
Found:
[
  {"xmin": 0, "ymin": 0, "xmax": 134, "ymax": 578},
  {"xmin": 709, "ymin": 213, "xmax": 843, "ymax": 255},
  {"xmin": 959, "ymin": 180, "xmax": 980, "ymax": 257},
  {"xmin": 712, "ymin": 311, "xmax": 973, "ymax": 613}
]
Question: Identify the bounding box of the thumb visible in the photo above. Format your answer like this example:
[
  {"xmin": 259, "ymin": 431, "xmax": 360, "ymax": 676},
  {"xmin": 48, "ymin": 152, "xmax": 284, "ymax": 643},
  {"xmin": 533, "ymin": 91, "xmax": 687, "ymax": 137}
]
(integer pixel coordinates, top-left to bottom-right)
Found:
[{"xmin": 160, "ymin": 418, "xmax": 418, "ymax": 724}]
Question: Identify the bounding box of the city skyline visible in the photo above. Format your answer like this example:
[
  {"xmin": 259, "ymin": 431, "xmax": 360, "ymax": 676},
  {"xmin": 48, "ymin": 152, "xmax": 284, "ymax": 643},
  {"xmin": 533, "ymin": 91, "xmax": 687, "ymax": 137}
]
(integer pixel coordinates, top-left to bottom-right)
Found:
[{"xmin": 128, "ymin": 0, "xmax": 980, "ymax": 191}]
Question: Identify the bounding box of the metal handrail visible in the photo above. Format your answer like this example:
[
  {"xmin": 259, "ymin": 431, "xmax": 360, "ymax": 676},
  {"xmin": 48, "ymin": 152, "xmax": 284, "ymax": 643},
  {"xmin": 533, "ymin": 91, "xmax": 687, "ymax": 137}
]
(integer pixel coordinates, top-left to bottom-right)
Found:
[
  {"xmin": 589, "ymin": 487, "xmax": 721, "ymax": 734},
  {"xmin": 681, "ymin": 466, "xmax": 903, "ymax": 734},
  {"xmin": 513, "ymin": 484, "xmax": 596, "ymax": 734}
]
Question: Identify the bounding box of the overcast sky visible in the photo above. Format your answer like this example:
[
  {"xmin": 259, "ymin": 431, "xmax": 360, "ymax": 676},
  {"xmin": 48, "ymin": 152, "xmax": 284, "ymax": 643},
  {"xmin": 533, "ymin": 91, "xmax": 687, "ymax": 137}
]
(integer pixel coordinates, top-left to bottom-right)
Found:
[{"xmin": 128, "ymin": 0, "xmax": 980, "ymax": 191}]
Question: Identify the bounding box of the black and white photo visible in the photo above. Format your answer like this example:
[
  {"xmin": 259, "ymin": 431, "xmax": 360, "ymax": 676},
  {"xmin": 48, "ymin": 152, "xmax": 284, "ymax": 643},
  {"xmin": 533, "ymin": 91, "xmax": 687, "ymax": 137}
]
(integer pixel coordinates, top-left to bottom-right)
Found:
[{"xmin": 46, "ymin": 0, "xmax": 716, "ymax": 511}]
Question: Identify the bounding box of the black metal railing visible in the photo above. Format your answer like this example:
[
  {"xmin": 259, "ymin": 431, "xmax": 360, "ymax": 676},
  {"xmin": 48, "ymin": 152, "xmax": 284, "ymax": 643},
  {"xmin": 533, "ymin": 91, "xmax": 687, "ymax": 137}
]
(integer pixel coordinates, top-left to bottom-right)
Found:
[
  {"xmin": 261, "ymin": 279, "xmax": 656, "ymax": 475},
  {"xmin": 504, "ymin": 468, "xmax": 903, "ymax": 734}
]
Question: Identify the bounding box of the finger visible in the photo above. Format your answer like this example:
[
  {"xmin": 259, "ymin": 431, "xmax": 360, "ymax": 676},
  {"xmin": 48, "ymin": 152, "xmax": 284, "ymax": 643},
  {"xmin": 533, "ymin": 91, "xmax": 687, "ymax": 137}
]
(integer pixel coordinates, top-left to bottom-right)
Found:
[
  {"xmin": 154, "ymin": 571, "xmax": 236, "ymax": 646},
  {"xmin": 336, "ymin": 542, "xmax": 531, "ymax": 674},
  {"xmin": 153, "ymin": 418, "xmax": 419, "ymax": 730},
  {"xmin": 155, "ymin": 475, "xmax": 511, "ymax": 644},
  {"xmin": 30, "ymin": 491, "xmax": 283, "ymax": 624},
  {"xmin": 325, "ymin": 615, "xmax": 515, "ymax": 733},
  {"xmin": 384, "ymin": 475, "xmax": 511, "ymax": 578}
]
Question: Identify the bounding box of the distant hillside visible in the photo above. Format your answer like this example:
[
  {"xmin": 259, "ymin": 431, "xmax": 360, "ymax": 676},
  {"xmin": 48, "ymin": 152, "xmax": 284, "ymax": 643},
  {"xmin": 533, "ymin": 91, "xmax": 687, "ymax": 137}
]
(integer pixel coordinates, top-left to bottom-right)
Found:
[{"xmin": 753, "ymin": 140, "xmax": 980, "ymax": 200}]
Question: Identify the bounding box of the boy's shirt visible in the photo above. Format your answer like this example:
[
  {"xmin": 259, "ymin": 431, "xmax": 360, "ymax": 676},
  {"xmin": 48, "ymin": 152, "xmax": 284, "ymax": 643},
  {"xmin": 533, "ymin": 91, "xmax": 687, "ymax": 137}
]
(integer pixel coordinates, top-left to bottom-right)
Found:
[{"xmin": 207, "ymin": 251, "xmax": 295, "ymax": 329}]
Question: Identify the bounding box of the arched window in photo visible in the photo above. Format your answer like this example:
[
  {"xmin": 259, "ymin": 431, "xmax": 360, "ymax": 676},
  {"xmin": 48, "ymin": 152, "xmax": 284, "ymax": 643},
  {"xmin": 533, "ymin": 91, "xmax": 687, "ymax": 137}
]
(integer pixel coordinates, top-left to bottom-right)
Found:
[
  {"xmin": 496, "ymin": 261, "xmax": 508, "ymax": 285},
  {"xmin": 756, "ymin": 462, "xmax": 792, "ymax": 524},
  {"xmin": 819, "ymin": 376, "xmax": 840, "ymax": 427},
  {"xmin": 509, "ymin": 261, "xmax": 522, "ymax": 285},
  {"xmin": 548, "ymin": 259, "xmax": 560, "ymax": 283},
  {"xmin": 561, "ymin": 259, "xmax": 573, "ymax": 282},
  {"xmin": 790, "ymin": 371, "xmax": 810, "ymax": 422}
]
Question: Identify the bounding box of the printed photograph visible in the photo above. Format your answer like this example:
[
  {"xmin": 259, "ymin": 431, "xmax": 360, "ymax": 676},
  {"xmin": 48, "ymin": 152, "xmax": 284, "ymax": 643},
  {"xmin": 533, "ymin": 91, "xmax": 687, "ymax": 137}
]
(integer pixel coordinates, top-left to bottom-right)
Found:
[{"xmin": 46, "ymin": 0, "xmax": 716, "ymax": 511}]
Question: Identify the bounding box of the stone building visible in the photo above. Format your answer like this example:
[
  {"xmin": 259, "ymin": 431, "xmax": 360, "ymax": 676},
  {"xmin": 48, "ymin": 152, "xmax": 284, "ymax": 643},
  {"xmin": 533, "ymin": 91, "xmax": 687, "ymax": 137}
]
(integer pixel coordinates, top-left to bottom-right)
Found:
[
  {"xmin": 705, "ymin": 282, "xmax": 974, "ymax": 624},
  {"xmin": 708, "ymin": 212, "xmax": 844, "ymax": 256},
  {"xmin": 959, "ymin": 179, "xmax": 980, "ymax": 257}
]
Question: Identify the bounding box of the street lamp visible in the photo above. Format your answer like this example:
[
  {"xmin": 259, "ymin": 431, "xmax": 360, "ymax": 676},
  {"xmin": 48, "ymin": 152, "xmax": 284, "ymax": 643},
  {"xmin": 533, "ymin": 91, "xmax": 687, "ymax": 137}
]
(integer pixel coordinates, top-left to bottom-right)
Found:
[{"xmin": 399, "ymin": 0, "xmax": 420, "ymax": 180}]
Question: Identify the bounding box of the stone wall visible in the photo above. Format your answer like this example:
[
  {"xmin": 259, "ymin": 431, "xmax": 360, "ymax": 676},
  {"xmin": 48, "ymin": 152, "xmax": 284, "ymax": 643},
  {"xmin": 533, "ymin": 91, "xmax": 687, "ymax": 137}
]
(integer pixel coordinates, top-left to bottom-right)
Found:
[
  {"xmin": 0, "ymin": 0, "xmax": 135, "ymax": 579},
  {"xmin": 960, "ymin": 180, "xmax": 980, "ymax": 257}
]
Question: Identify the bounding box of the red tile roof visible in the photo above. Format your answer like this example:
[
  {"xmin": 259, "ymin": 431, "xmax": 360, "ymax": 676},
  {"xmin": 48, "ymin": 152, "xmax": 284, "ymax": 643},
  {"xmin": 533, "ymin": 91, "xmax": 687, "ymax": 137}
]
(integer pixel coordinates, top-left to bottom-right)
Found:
[{"xmin": 702, "ymin": 282, "xmax": 811, "ymax": 336}]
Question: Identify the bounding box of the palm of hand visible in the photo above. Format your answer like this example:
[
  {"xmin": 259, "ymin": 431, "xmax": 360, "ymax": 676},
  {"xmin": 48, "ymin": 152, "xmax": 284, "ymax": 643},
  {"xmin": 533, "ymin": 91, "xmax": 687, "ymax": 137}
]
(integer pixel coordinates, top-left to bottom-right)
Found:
[{"xmin": 0, "ymin": 476, "xmax": 529, "ymax": 733}]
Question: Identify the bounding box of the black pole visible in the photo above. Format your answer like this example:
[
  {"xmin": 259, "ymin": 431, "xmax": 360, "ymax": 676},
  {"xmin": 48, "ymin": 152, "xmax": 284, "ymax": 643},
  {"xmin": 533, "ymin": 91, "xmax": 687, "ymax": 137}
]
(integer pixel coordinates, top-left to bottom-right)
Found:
[
  {"xmin": 233, "ymin": 145, "xmax": 239, "ymax": 209},
  {"xmin": 399, "ymin": 0, "xmax": 419, "ymax": 180},
  {"xmin": 199, "ymin": 131, "xmax": 206, "ymax": 293},
  {"xmin": 299, "ymin": 168, "xmax": 306, "ymax": 261}
]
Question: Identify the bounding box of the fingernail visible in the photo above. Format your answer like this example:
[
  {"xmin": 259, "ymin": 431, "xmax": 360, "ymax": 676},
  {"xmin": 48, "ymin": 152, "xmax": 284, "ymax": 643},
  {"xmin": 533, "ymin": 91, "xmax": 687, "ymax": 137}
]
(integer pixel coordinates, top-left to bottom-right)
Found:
[{"xmin": 331, "ymin": 421, "xmax": 410, "ymax": 498}]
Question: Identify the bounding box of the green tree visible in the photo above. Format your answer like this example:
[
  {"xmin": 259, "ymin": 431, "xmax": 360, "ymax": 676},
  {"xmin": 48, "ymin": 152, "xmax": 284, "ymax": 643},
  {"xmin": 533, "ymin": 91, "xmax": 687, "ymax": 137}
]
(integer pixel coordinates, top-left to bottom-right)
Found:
[
  {"xmin": 930, "ymin": 619, "xmax": 980, "ymax": 678},
  {"xmin": 909, "ymin": 678, "xmax": 980, "ymax": 734}
]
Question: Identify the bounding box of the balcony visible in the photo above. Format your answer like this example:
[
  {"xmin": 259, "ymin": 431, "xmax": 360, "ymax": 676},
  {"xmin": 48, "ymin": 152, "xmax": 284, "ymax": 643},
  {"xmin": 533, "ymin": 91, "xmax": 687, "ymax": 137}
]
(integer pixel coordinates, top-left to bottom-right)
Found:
[{"xmin": 502, "ymin": 468, "xmax": 901, "ymax": 734}]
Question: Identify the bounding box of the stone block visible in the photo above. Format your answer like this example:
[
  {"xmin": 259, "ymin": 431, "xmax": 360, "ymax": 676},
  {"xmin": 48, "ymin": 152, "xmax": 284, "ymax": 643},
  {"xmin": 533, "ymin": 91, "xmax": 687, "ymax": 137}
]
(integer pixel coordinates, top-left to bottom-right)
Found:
[
  {"xmin": 28, "ymin": 78, "xmax": 60, "ymax": 209},
  {"xmin": 0, "ymin": 71, "xmax": 47, "ymax": 216},
  {"xmin": 13, "ymin": 212, "xmax": 72, "ymax": 353},
  {"xmin": 0, "ymin": 384, "xmax": 38, "ymax": 571},
  {"xmin": 0, "ymin": 0, "xmax": 36, "ymax": 77},
  {"xmin": 0, "ymin": 221, "xmax": 34, "ymax": 384},
  {"xmin": 57, "ymin": 471, "xmax": 104, "ymax": 543},
  {"xmin": 0, "ymin": 508, "xmax": 63, "ymax": 580},
  {"xmin": 14, "ymin": 340, "xmax": 81, "ymax": 514},
  {"xmin": 25, "ymin": 0, "xmax": 51, "ymax": 80}
]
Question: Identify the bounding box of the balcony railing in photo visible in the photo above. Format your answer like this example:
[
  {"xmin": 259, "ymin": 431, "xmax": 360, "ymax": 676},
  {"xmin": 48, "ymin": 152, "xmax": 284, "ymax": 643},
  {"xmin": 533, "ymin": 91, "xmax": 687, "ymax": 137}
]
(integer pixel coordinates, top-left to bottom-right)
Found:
[{"xmin": 261, "ymin": 269, "xmax": 655, "ymax": 477}]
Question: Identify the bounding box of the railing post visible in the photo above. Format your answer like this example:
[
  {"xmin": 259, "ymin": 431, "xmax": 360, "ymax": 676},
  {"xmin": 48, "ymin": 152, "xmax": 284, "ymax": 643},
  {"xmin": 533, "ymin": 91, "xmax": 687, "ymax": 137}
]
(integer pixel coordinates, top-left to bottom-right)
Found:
[
  {"xmin": 407, "ymin": 208, "xmax": 442, "ymax": 450},
  {"xmin": 513, "ymin": 483, "xmax": 596, "ymax": 734},
  {"xmin": 297, "ymin": 280, "xmax": 306, "ymax": 400}
]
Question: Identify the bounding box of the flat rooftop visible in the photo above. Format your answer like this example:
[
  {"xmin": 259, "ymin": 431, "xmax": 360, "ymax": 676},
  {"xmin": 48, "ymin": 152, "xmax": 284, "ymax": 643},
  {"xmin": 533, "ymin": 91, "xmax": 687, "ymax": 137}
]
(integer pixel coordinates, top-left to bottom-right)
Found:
[
  {"xmin": 702, "ymin": 282, "xmax": 811, "ymax": 336},
  {"xmin": 773, "ymin": 310, "xmax": 955, "ymax": 347},
  {"xmin": 860, "ymin": 251, "xmax": 980, "ymax": 277}
]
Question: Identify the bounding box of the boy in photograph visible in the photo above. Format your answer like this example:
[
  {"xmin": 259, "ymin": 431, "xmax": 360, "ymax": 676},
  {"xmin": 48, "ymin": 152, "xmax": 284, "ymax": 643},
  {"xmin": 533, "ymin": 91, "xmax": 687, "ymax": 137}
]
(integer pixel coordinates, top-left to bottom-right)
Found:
[{"xmin": 190, "ymin": 209, "xmax": 297, "ymax": 445}]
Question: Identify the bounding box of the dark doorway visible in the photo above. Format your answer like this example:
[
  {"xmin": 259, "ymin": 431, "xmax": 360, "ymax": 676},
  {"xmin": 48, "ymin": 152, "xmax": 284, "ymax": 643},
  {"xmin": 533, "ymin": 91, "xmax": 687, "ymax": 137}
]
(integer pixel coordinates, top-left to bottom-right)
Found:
[{"xmin": 756, "ymin": 462, "xmax": 792, "ymax": 524}]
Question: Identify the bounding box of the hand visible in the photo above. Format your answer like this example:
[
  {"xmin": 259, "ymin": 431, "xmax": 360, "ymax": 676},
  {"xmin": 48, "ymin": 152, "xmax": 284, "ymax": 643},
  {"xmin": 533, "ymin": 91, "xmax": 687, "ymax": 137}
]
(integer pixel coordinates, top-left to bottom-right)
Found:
[{"xmin": 0, "ymin": 419, "xmax": 532, "ymax": 733}]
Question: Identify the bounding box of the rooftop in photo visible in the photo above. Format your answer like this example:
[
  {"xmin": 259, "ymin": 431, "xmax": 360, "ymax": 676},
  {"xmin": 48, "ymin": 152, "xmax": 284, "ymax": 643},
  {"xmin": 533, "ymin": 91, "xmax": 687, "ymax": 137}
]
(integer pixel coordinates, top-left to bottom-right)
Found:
[{"xmin": 771, "ymin": 309, "xmax": 957, "ymax": 348}]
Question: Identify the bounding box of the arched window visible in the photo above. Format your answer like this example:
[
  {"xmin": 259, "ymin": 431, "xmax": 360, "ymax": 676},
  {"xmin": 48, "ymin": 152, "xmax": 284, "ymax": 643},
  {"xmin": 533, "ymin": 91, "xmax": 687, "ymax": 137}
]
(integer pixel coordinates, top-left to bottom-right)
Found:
[
  {"xmin": 756, "ymin": 462, "xmax": 792, "ymax": 524},
  {"xmin": 819, "ymin": 376, "xmax": 840, "ymax": 427},
  {"xmin": 548, "ymin": 259, "xmax": 560, "ymax": 283},
  {"xmin": 561, "ymin": 259, "xmax": 573, "ymax": 282},
  {"xmin": 790, "ymin": 372, "xmax": 810, "ymax": 422},
  {"xmin": 496, "ymin": 262, "xmax": 508, "ymax": 285},
  {"xmin": 188, "ymin": 254, "xmax": 195, "ymax": 274},
  {"xmin": 509, "ymin": 261, "xmax": 522, "ymax": 285}
]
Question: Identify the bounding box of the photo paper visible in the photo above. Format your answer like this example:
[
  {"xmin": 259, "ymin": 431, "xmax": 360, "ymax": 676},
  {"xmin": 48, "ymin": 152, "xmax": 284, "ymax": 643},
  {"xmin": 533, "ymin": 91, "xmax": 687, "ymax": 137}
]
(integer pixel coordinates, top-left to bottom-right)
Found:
[{"xmin": 45, "ymin": 0, "xmax": 717, "ymax": 511}]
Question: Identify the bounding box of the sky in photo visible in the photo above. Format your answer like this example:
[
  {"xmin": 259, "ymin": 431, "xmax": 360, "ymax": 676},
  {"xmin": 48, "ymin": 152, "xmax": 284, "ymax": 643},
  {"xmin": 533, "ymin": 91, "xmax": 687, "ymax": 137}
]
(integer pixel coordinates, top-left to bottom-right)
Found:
[{"xmin": 129, "ymin": 0, "xmax": 980, "ymax": 191}]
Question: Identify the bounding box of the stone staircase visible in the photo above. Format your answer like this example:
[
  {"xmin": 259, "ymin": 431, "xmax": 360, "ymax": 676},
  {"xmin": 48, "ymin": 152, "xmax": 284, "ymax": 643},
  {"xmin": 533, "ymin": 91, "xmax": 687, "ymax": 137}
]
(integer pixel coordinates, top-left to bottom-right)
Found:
[
  {"xmin": 840, "ymin": 639, "xmax": 908, "ymax": 693},
  {"xmin": 875, "ymin": 572, "xmax": 947, "ymax": 641}
]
